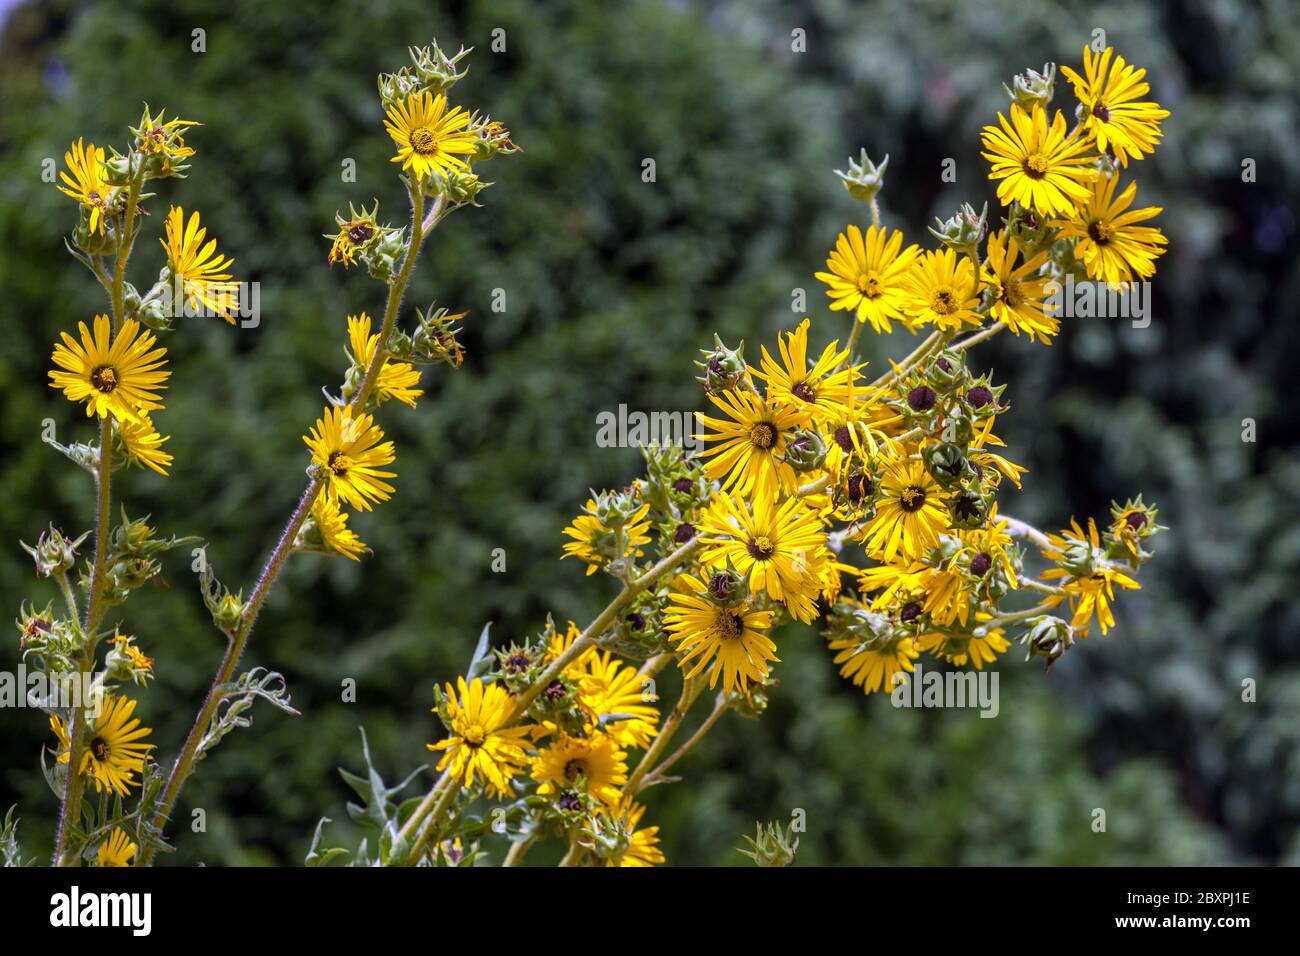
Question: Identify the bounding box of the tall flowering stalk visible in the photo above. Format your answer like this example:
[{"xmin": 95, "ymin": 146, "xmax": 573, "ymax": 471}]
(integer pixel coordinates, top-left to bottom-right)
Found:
[
  {"xmin": 11, "ymin": 41, "xmax": 518, "ymax": 867},
  {"xmin": 310, "ymin": 42, "xmax": 1171, "ymax": 868}
]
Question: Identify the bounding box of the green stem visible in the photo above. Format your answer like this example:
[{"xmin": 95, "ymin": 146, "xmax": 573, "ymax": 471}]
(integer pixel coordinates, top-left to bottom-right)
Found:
[
  {"xmin": 625, "ymin": 676, "xmax": 702, "ymax": 796},
  {"xmin": 640, "ymin": 691, "xmax": 728, "ymax": 789},
  {"xmin": 142, "ymin": 183, "xmax": 437, "ymax": 865}
]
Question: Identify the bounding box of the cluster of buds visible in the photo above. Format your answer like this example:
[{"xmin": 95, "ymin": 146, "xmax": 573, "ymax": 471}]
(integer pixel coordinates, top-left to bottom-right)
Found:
[
  {"xmin": 377, "ymin": 40, "xmax": 471, "ymax": 108},
  {"xmin": 834, "ymin": 149, "xmax": 889, "ymax": 204},
  {"xmin": 16, "ymin": 604, "xmax": 79, "ymax": 669},
  {"xmin": 597, "ymin": 590, "xmax": 670, "ymax": 661},
  {"xmin": 638, "ymin": 444, "xmax": 710, "ymax": 553},
  {"xmin": 91, "ymin": 510, "xmax": 197, "ymax": 607}
]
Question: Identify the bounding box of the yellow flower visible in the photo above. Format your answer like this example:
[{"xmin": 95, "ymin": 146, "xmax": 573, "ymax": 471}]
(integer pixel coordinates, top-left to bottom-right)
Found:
[
  {"xmin": 981, "ymin": 230, "xmax": 1057, "ymax": 343},
  {"xmin": 604, "ymin": 802, "xmax": 664, "ymax": 867},
  {"xmin": 427, "ymin": 677, "xmax": 532, "ymax": 798},
  {"xmin": 1041, "ymin": 518, "xmax": 1141, "ymax": 636},
  {"xmin": 161, "ymin": 206, "xmax": 240, "ymax": 322},
  {"xmin": 49, "ymin": 315, "xmax": 169, "ymax": 423},
  {"xmin": 311, "ymin": 494, "xmax": 367, "ymax": 561},
  {"xmin": 304, "ymin": 406, "xmax": 397, "ymax": 511},
  {"xmin": 561, "ymin": 499, "xmax": 652, "ymax": 575},
  {"xmin": 981, "ymin": 105, "xmax": 1096, "ymax": 217},
  {"xmin": 696, "ymin": 388, "xmax": 801, "ymax": 499},
  {"xmin": 700, "ymin": 493, "xmax": 828, "ymax": 623},
  {"xmin": 1053, "ymin": 175, "xmax": 1166, "ymax": 287},
  {"xmin": 56, "ymin": 138, "xmax": 112, "ymax": 234},
  {"xmin": 135, "ymin": 108, "xmax": 199, "ymax": 173},
  {"xmin": 97, "ymin": 829, "xmax": 137, "ymax": 868},
  {"xmin": 753, "ymin": 318, "xmax": 860, "ymax": 427},
  {"xmin": 815, "ymin": 225, "xmax": 921, "ymax": 334},
  {"xmin": 52, "ymin": 695, "xmax": 154, "ymax": 798},
  {"xmin": 346, "ymin": 313, "xmax": 423, "ymax": 408},
  {"xmin": 574, "ymin": 651, "xmax": 659, "ymax": 749},
  {"xmin": 116, "ymin": 412, "xmax": 173, "ymax": 475},
  {"xmin": 664, "ymin": 570, "xmax": 777, "ymax": 694},
  {"xmin": 328, "ymin": 213, "xmax": 378, "ymax": 268},
  {"xmin": 1061, "ymin": 46, "xmax": 1169, "ymax": 167},
  {"xmin": 902, "ymin": 248, "xmax": 982, "ymax": 330},
  {"xmin": 828, "ymin": 631, "xmax": 919, "ymax": 695},
  {"xmin": 384, "ymin": 90, "xmax": 476, "ymax": 181},
  {"xmin": 531, "ymin": 732, "xmax": 628, "ymax": 811},
  {"xmin": 112, "ymin": 634, "xmax": 155, "ymax": 680},
  {"xmin": 918, "ymin": 624, "xmax": 1009, "ymax": 669},
  {"xmin": 860, "ymin": 457, "xmax": 949, "ymax": 563}
]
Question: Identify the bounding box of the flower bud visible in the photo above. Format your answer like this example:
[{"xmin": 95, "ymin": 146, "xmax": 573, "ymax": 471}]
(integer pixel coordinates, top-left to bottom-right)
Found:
[
  {"xmin": 20, "ymin": 525, "xmax": 89, "ymax": 578},
  {"xmin": 926, "ymin": 350, "xmax": 966, "ymax": 391},
  {"xmin": 704, "ymin": 565, "xmax": 749, "ymax": 608},
  {"xmin": 1003, "ymin": 62, "xmax": 1057, "ymax": 111},
  {"xmin": 694, "ymin": 334, "xmax": 747, "ymax": 395},
  {"xmin": 834, "ymin": 149, "xmax": 888, "ymax": 204},
  {"xmin": 779, "ymin": 427, "xmax": 827, "ymax": 473},
  {"xmin": 929, "ymin": 201, "xmax": 988, "ymax": 250},
  {"xmin": 738, "ymin": 821, "xmax": 799, "ymax": 867}
]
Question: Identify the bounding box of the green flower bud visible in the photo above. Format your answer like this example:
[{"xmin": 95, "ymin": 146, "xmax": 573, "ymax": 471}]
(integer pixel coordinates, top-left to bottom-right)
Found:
[
  {"xmin": 834, "ymin": 149, "xmax": 888, "ymax": 204},
  {"xmin": 694, "ymin": 334, "xmax": 747, "ymax": 395},
  {"xmin": 738, "ymin": 820, "xmax": 799, "ymax": 867},
  {"xmin": 779, "ymin": 426, "xmax": 827, "ymax": 473},
  {"xmin": 1003, "ymin": 62, "xmax": 1057, "ymax": 111},
  {"xmin": 704, "ymin": 564, "xmax": 749, "ymax": 608},
  {"xmin": 20, "ymin": 525, "xmax": 89, "ymax": 578},
  {"xmin": 924, "ymin": 443, "xmax": 969, "ymax": 487},
  {"xmin": 926, "ymin": 349, "xmax": 967, "ymax": 391},
  {"xmin": 928, "ymin": 201, "xmax": 989, "ymax": 250}
]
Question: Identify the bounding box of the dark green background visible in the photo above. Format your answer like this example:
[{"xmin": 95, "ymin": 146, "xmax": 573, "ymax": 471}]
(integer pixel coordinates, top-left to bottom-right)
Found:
[{"xmin": 0, "ymin": 0, "xmax": 1296, "ymax": 865}]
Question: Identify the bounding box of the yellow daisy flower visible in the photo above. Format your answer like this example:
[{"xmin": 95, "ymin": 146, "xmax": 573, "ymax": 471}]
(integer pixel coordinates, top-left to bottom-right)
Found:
[
  {"xmin": 828, "ymin": 630, "xmax": 919, "ymax": 695},
  {"xmin": 346, "ymin": 313, "xmax": 424, "ymax": 408},
  {"xmin": 918, "ymin": 624, "xmax": 1009, "ymax": 669},
  {"xmin": 56, "ymin": 138, "xmax": 112, "ymax": 235},
  {"xmin": 311, "ymin": 494, "xmax": 367, "ymax": 561},
  {"xmin": 981, "ymin": 105, "xmax": 1096, "ymax": 216},
  {"xmin": 574, "ymin": 651, "xmax": 659, "ymax": 750},
  {"xmin": 328, "ymin": 213, "xmax": 377, "ymax": 268},
  {"xmin": 384, "ymin": 90, "xmax": 476, "ymax": 181},
  {"xmin": 561, "ymin": 499, "xmax": 653, "ymax": 575},
  {"xmin": 49, "ymin": 315, "xmax": 169, "ymax": 423},
  {"xmin": 982, "ymin": 230, "xmax": 1057, "ymax": 343},
  {"xmin": 664, "ymin": 571, "xmax": 777, "ymax": 694},
  {"xmin": 696, "ymin": 388, "xmax": 802, "ymax": 499},
  {"xmin": 860, "ymin": 457, "xmax": 949, "ymax": 563},
  {"xmin": 753, "ymin": 318, "xmax": 860, "ymax": 427},
  {"xmin": 902, "ymin": 248, "xmax": 983, "ymax": 330},
  {"xmin": 51, "ymin": 695, "xmax": 153, "ymax": 798},
  {"xmin": 160, "ymin": 206, "xmax": 240, "ymax": 322},
  {"xmin": 604, "ymin": 802, "xmax": 664, "ymax": 867},
  {"xmin": 815, "ymin": 225, "xmax": 921, "ymax": 333},
  {"xmin": 1060, "ymin": 45, "xmax": 1170, "ymax": 166},
  {"xmin": 531, "ymin": 732, "xmax": 628, "ymax": 811},
  {"xmin": 1053, "ymin": 175, "xmax": 1166, "ymax": 287},
  {"xmin": 115, "ymin": 412, "xmax": 173, "ymax": 475},
  {"xmin": 699, "ymin": 493, "xmax": 828, "ymax": 623},
  {"xmin": 427, "ymin": 677, "xmax": 532, "ymax": 798},
  {"xmin": 303, "ymin": 405, "xmax": 397, "ymax": 511},
  {"xmin": 97, "ymin": 829, "xmax": 137, "ymax": 867}
]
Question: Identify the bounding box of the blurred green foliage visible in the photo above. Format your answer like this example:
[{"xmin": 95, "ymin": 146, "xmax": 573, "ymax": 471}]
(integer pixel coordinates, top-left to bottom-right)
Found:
[{"xmin": 0, "ymin": 0, "xmax": 1294, "ymax": 865}]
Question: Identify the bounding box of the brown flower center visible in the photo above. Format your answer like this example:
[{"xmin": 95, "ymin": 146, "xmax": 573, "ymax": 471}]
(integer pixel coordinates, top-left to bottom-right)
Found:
[
  {"xmin": 1088, "ymin": 220, "xmax": 1116, "ymax": 244},
  {"xmin": 327, "ymin": 451, "xmax": 352, "ymax": 477},
  {"xmin": 1022, "ymin": 153, "xmax": 1050, "ymax": 178},
  {"xmin": 91, "ymin": 737, "xmax": 109, "ymax": 761},
  {"xmin": 748, "ymin": 535, "xmax": 776, "ymax": 560},
  {"xmin": 90, "ymin": 366, "xmax": 119, "ymax": 393},
  {"xmin": 564, "ymin": 758, "xmax": 589, "ymax": 781},
  {"xmin": 930, "ymin": 288, "xmax": 958, "ymax": 315},
  {"xmin": 856, "ymin": 272, "xmax": 882, "ymax": 297},
  {"xmin": 716, "ymin": 608, "xmax": 745, "ymax": 641},
  {"xmin": 899, "ymin": 486, "xmax": 926, "ymax": 512}
]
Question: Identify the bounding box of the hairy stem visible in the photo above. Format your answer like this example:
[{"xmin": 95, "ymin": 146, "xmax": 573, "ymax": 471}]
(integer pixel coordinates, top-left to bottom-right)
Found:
[
  {"xmin": 626, "ymin": 676, "xmax": 703, "ymax": 796},
  {"xmin": 640, "ymin": 690, "xmax": 729, "ymax": 789}
]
